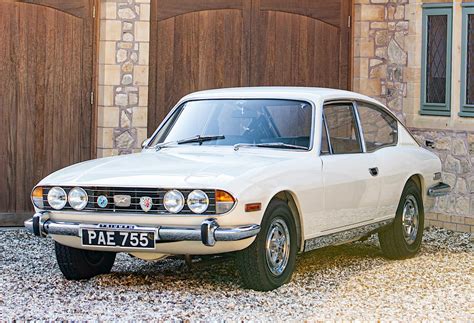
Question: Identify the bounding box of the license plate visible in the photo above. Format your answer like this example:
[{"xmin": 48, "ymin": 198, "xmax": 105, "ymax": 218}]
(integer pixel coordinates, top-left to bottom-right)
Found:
[{"xmin": 80, "ymin": 225, "xmax": 157, "ymax": 249}]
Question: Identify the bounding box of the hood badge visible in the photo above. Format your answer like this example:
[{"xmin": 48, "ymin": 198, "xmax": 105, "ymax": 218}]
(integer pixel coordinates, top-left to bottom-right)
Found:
[
  {"xmin": 97, "ymin": 195, "xmax": 108, "ymax": 208},
  {"xmin": 114, "ymin": 195, "xmax": 131, "ymax": 207},
  {"xmin": 140, "ymin": 196, "xmax": 153, "ymax": 212}
]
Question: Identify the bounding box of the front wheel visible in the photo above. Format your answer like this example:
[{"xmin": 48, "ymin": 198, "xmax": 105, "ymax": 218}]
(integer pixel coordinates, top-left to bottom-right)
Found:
[
  {"xmin": 55, "ymin": 242, "xmax": 116, "ymax": 280},
  {"xmin": 236, "ymin": 200, "xmax": 297, "ymax": 291},
  {"xmin": 378, "ymin": 180, "xmax": 424, "ymax": 259}
]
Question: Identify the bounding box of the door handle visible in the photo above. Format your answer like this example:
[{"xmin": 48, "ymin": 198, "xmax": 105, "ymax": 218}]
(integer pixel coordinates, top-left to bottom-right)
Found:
[{"xmin": 369, "ymin": 167, "xmax": 379, "ymax": 176}]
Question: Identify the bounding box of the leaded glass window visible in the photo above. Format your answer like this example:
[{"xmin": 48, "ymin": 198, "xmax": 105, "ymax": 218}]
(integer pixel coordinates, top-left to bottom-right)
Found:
[
  {"xmin": 465, "ymin": 14, "xmax": 474, "ymax": 105},
  {"xmin": 461, "ymin": 5, "xmax": 474, "ymax": 117},
  {"xmin": 420, "ymin": 6, "xmax": 452, "ymax": 116},
  {"xmin": 426, "ymin": 15, "xmax": 448, "ymax": 104}
]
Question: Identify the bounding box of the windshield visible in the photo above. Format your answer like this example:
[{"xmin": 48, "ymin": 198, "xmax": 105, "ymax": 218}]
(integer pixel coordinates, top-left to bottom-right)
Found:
[{"xmin": 149, "ymin": 99, "xmax": 313, "ymax": 149}]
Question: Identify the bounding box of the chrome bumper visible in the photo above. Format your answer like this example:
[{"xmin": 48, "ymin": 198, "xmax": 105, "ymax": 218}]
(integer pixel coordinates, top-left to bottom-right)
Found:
[
  {"xmin": 24, "ymin": 212, "xmax": 260, "ymax": 247},
  {"xmin": 427, "ymin": 182, "xmax": 451, "ymax": 197}
]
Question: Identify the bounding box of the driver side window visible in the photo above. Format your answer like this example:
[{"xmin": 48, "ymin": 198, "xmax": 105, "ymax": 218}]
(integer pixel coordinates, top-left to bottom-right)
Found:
[{"xmin": 323, "ymin": 103, "xmax": 362, "ymax": 154}]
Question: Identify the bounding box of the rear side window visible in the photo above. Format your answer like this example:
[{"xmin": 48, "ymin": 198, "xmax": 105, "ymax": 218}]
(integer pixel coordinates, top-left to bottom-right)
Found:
[
  {"xmin": 323, "ymin": 104, "xmax": 362, "ymax": 154},
  {"xmin": 357, "ymin": 102, "xmax": 398, "ymax": 152}
]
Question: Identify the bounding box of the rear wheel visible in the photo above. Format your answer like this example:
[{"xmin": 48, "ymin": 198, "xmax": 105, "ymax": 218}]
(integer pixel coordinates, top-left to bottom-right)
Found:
[
  {"xmin": 55, "ymin": 242, "xmax": 116, "ymax": 280},
  {"xmin": 378, "ymin": 180, "xmax": 424, "ymax": 259},
  {"xmin": 236, "ymin": 200, "xmax": 297, "ymax": 291}
]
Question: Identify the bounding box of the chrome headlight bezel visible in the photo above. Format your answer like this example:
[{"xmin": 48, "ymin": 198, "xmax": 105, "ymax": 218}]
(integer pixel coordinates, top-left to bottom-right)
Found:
[
  {"xmin": 47, "ymin": 187, "xmax": 67, "ymax": 210},
  {"xmin": 163, "ymin": 189, "xmax": 185, "ymax": 213},
  {"xmin": 187, "ymin": 190, "xmax": 209, "ymax": 214},
  {"xmin": 68, "ymin": 187, "xmax": 88, "ymax": 211}
]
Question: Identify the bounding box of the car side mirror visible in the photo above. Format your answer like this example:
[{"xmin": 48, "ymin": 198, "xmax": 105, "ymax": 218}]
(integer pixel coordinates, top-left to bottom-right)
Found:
[{"xmin": 141, "ymin": 138, "xmax": 151, "ymax": 148}]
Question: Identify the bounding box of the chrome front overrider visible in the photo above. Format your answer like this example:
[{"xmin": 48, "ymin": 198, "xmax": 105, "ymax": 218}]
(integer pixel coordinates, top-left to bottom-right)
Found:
[{"xmin": 24, "ymin": 212, "xmax": 260, "ymax": 247}]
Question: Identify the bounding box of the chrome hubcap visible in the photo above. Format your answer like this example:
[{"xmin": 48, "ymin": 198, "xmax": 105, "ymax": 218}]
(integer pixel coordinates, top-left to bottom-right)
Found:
[
  {"xmin": 402, "ymin": 195, "xmax": 419, "ymax": 245},
  {"xmin": 265, "ymin": 218, "xmax": 290, "ymax": 276}
]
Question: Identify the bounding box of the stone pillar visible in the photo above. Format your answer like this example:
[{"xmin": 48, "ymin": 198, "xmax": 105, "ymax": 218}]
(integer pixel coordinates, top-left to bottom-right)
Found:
[
  {"xmin": 353, "ymin": 0, "xmax": 409, "ymax": 121},
  {"xmin": 98, "ymin": 0, "xmax": 150, "ymax": 157}
]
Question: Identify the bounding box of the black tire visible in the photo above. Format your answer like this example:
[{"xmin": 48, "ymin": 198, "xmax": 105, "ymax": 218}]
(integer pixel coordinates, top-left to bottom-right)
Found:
[
  {"xmin": 55, "ymin": 242, "xmax": 116, "ymax": 280},
  {"xmin": 236, "ymin": 200, "xmax": 297, "ymax": 291},
  {"xmin": 378, "ymin": 180, "xmax": 424, "ymax": 259}
]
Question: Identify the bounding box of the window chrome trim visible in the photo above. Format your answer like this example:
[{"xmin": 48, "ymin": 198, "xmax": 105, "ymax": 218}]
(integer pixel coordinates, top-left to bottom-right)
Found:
[
  {"xmin": 352, "ymin": 101, "xmax": 367, "ymax": 153},
  {"xmin": 321, "ymin": 112, "xmax": 333, "ymax": 155}
]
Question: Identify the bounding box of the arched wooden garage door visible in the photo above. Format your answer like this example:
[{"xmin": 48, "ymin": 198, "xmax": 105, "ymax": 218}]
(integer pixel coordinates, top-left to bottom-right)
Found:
[
  {"xmin": 148, "ymin": 0, "xmax": 352, "ymax": 132},
  {"xmin": 0, "ymin": 0, "xmax": 95, "ymax": 225}
]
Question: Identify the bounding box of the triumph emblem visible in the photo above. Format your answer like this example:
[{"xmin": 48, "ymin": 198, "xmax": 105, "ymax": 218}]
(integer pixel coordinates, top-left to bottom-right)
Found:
[
  {"xmin": 97, "ymin": 195, "xmax": 108, "ymax": 208},
  {"xmin": 114, "ymin": 195, "xmax": 131, "ymax": 207},
  {"xmin": 140, "ymin": 196, "xmax": 153, "ymax": 212}
]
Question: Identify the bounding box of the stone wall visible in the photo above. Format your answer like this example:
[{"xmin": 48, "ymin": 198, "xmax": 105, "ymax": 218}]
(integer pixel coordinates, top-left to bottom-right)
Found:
[
  {"xmin": 409, "ymin": 129, "xmax": 474, "ymax": 232},
  {"xmin": 98, "ymin": 0, "xmax": 150, "ymax": 157},
  {"xmin": 354, "ymin": 0, "xmax": 474, "ymax": 233}
]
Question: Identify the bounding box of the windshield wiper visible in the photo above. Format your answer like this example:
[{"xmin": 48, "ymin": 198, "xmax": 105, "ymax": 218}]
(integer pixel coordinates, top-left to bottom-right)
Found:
[
  {"xmin": 233, "ymin": 142, "xmax": 308, "ymax": 151},
  {"xmin": 154, "ymin": 135, "xmax": 225, "ymax": 151},
  {"xmin": 178, "ymin": 135, "xmax": 225, "ymax": 145}
]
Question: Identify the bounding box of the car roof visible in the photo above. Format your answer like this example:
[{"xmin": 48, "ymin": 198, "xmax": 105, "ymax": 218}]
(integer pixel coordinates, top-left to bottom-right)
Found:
[{"xmin": 181, "ymin": 86, "xmax": 384, "ymax": 108}]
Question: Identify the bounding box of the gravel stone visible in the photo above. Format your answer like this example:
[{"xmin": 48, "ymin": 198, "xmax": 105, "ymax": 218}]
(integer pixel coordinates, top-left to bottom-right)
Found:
[{"xmin": 0, "ymin": 227, "xmax": 472, "ymax": 320}]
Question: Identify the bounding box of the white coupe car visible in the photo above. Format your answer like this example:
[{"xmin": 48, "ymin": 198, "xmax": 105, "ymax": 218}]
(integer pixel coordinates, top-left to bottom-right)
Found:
[{"xmin": 25, "ymin": 87, "xmax": 450, "ymax": 291}]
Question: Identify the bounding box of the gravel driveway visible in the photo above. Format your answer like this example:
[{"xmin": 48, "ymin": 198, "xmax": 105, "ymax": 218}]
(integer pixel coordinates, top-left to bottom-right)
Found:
[{"xmin": 0, "ymin": 227, "xmax": 472, "ymax": 321}]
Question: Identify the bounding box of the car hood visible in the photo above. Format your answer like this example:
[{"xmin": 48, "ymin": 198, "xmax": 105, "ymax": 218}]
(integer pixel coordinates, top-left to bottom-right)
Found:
[{"xmin": 38, "ymin": 147, "xmax": 300, "ymax": 189}]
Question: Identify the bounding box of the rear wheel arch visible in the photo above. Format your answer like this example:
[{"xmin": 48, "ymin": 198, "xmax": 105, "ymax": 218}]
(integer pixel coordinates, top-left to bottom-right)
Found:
[
  {"xmin": 408, "ymin": 174, "xmax": 424, "ymax": 192},
  {"xmin": 271, "ymin": 191, "xmax": 304, "ymax": 252}
]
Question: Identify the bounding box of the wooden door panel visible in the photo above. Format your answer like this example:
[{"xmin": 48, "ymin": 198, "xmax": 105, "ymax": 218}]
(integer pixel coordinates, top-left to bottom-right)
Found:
[
  {"xmin": 251, "ymin": 11, "xmax": 340, "ymax": 88},
  {"xmin": 0, "ymin": 0, "xmax": 93, "ymax": 222},
  {"xmin": 149, "ymin": 1, "xmax": 251, "ymax": 132},
  {"xmin": 251, "ymin": 0, "xmax": 350, "ymax": 89}
]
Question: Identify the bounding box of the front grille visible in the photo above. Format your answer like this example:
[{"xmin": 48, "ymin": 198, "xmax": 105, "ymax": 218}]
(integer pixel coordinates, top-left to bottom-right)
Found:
[{"xmin": 42, "ymin": 186, "xmax": 216, "ymax": 215}]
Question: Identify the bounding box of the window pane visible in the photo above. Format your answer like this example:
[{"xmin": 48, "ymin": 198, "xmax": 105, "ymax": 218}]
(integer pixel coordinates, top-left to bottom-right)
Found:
[
  {"xmin": 426, "ymin": 15, "xmax": 448, "ymax": 104},
  {"xmin": 324, "ymin": 104, "xmax": 361, "ymax": 154},
  {"xmin": 357, "ymin": 103, "xmax": 398, "ymax": 152},
  {"xmin": 467, "ymin": 14, "xmax": 474, "ymax": 105}
]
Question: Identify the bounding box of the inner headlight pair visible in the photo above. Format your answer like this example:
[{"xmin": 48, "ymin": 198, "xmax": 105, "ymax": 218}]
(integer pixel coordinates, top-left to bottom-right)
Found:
[
  {"xmin": 163, "ymin": 189, "xmax": 209, "ymax": 214},
  {"xmin": 163, "ymin": 189, "xmax": 235, "ymax": 214},
  {"xmin": 32, "ymin": 187, "xmax": 88, "ymax": 211}
]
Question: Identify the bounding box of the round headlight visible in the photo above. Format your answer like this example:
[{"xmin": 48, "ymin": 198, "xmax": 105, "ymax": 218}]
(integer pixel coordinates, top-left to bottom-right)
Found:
[
  {"xmin": 47, "ymin": 187, "xmax": 67, "ymax": 210},
  {"xmin": 68, "ymin": 187, "xmax": 88, "ymax": 210},
  {"xmin": 163, "ymin": 190, "xmax": 185, "ymax": 213},
  {"xmin": 187, "ymin": 190, "xmax": 209, "ymax": 214}
]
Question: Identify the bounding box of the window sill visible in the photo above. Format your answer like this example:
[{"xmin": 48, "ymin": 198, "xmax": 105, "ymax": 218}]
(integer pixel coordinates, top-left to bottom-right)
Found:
[
  {"xmin": 458, "ymin": 111, "xmax": 474, "ymax": 118},
  {"xmin": 419, "ymin": 110, "xmax": 451, "ymax": 117}
]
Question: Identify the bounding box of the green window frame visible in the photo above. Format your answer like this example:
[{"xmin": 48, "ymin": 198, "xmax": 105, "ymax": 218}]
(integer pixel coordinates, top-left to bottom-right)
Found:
[
  {"xmin": 460, "ymin": 3, "xmax": 474, "ymax": 117},
  {"xmin": 420, "ymin": 4, "xmax": 453, "ymax": 116}
]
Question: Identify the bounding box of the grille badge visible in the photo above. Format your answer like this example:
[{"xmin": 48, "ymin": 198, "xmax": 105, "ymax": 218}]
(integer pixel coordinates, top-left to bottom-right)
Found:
[
  {"xmin": 114, "ymin": 195, "xmax": 131, "ymax": 207},
  {"xmin": 97, "ymin": 195, "xmax": 108, "ymax": 208},
  {"xmin": 140, "ymin": 196, "xmax": 153, "ymax": 212}
]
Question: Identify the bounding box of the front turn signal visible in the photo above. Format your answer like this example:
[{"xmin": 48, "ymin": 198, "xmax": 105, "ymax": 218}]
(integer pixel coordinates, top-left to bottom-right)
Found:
[
  {"xmin": 215, "ymin": 190, "xmax": 235, "ymax": 214},
  {"xmin": 31, "ymin": 187, "xmax": 44, "ymax": 209}
]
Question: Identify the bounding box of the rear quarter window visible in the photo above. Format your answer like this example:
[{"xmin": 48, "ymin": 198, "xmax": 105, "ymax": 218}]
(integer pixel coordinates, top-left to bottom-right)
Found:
[{"xmin": 357, "ymin": 102, "xmax": 398, "ymax": 152}]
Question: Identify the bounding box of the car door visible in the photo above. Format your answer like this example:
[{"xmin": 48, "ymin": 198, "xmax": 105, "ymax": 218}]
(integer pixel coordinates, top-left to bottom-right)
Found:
[
  {"xmin": 356, "ymin": 101, "xmax": 401, "ymax": 220},
  {"xmin": 320, "ymin": 102, "xmax": 382, "ymax": 232}
]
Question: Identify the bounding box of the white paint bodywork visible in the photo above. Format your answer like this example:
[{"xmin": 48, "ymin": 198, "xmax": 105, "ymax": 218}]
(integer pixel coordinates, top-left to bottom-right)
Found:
[{"xmin": 35, "ymin": 87, "xmax": 442, "ymax": 257}]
